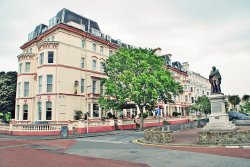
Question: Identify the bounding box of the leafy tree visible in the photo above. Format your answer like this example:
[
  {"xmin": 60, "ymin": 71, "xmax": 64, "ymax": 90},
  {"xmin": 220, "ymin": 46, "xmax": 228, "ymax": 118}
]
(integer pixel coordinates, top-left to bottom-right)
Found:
[
  {"xmin": 0, "ymin": 71, "xmax": 17, "ymax": 121},
  {"xmin": 99, "ymin": 48, "xmax": 182, "ymax": 129},
  {"xmin": 240, "ymin": 100, "xmax": 250, "ymax": 114},
  {"xmin": 228, "ymin": 95, "xmax": 241, "ymax": 110},
  {"xmin": 239, "ymin": 95, "xmax": 250, "ymax": 114},
  {"xmin": 242, "ymin": 94, "xmax": 250, "ymax": 102},
  {"xmin": 192, "ymin": 96, "xmax": 211, "ymax": 117}
]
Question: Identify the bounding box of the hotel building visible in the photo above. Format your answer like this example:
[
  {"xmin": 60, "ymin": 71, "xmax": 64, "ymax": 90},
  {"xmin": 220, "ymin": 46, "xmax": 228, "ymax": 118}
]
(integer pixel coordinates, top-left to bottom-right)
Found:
[
  {"xmin": 15, "ymin": 9, "xmax": 210, "ymax": 122},
  {"xmin": 15, "ymin": 8, "xmax": 134, "ymax": 122}
]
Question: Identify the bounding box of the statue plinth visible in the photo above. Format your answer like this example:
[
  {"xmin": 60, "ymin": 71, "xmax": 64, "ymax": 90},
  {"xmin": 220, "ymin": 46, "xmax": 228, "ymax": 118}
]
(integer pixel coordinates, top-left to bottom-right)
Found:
[{"xmin": 201, "ymin": 93, "xmax": 237, "ymax": 131}]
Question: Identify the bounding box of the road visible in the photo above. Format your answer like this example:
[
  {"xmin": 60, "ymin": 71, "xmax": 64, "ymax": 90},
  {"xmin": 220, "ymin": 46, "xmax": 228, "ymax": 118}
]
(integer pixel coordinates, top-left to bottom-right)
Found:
[
  {"xmin": 65, "ymin": 130, "xmax": 250, "ymax": 167},
  {"xmin": 1, "ymin": 130, "xmax": 250, "ymax": 167}
]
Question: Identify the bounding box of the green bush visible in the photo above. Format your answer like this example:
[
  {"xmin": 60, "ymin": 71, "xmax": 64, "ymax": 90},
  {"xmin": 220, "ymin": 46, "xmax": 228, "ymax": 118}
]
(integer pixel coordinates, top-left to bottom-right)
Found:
[
  {"xmin": 74, "ymin": 110, "xmax": 83, "ymax": 120},
  {"xmin": 172, "ymin": 111, "xmax": 179, "ymax": 117},
  {"xmin": 163, "ymin": 120, "xmax": 170, "ymax": 125},
  {"xmin": 138, "ymin": 113, "xmax": 148, "ymax": 118}
]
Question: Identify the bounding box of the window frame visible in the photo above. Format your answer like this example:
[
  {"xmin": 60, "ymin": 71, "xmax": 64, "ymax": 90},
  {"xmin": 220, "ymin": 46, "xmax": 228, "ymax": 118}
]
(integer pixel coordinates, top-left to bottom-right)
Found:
[
  {"xmin": 47, "ymin": 75, "xmax": 53, "ymax": 92},
  {"xmin": 81, "ymin": 40, "xmax": 85, "ymax": 48},
  {"xmin": 48, "ymin": 51, "xmax": 54, "ymax": 63},
  {"xmin": 40, "ymin": 52, "xmax": 44, "ymax": 65},
  {"xmin": 24, "ymin": 82, "xmax": 29, "ymax": 97},
  {"xmin": 46, "ymin": 101, "xmax": 52, "ymax": 120},
  {"xmin": 25, "ymin": 62, "xmax": 31, "ymax": 72},
  {"xmin": 18, "ymin": 82, "xmax": 21, "ymax": 97},
  {"xmin": 100, "ymin": 46, "xmax": 104, "ymax": 54},
  {"xmin": 92, "ymin": 60, "xmax": 97, "ymax": 70},
  {"xmin": 18, "ymin": 63, "xmax": 22, "ymax": 74},
  {"xmin": 23, "ymin": 104, "xmax": 28, "ymax": 120},
  {"xmin": 38, "ymin": 75, "xmax": 43, "ymax": 93},
  {"xmin": 92, "ymin": 43, "xmax": 96, "ymax": 52},
  {"xmin": 81, "ymin": 57, "xmax": 85, "ymax": 68}
]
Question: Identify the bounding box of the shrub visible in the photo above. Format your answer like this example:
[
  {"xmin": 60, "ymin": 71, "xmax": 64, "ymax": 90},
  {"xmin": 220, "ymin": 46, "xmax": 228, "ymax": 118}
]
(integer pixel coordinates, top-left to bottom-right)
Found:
[
  {"xmin": 107, "ymin": 112, "xmax": 113, "ymax": 118},
  {"xmin": 74, "ymin": 110, "xmax": 83, "ymax": 120},
  {"xmin": 172, "ymin": 111, "xmax": 179, "ymax": 117},
  {"xmin": 163, "ymin": 120, "xmax": 170, "ymax": 125},
  {"xmin": 138, "ymin": 113, "xmax": 148, "ymax": 118}
]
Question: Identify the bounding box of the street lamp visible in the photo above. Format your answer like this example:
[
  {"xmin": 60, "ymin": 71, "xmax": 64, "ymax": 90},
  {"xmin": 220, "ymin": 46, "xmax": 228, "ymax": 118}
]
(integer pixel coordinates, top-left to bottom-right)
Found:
[{"xmin": 86, "ymin": 85, "xmax": 91, "ymax": 133}]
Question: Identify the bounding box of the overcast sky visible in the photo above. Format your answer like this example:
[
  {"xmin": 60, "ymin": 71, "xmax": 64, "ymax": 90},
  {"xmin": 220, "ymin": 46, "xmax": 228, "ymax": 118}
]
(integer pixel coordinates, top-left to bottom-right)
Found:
[{"xmin": 0, "ymin": 0, "xmax": 249, "ymax": 96}]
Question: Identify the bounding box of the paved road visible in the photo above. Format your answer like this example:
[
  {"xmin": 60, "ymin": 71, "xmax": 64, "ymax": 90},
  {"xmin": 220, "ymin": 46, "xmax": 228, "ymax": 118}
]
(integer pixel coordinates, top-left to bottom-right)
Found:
[
  {"xmin": 1, "ymin": 130, "xmax": 250, "ymax": 167},
  {"xmin": 66, "ymin": 130, "xmax": 250, "ymax": 167},
  {"xmin": 0, "ymin": 137, "xmax": 149, "ymax": 167}
]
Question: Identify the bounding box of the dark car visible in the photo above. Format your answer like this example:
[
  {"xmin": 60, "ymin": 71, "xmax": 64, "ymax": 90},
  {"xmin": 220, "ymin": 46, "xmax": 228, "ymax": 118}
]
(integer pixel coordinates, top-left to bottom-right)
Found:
[
  {"xmin": 228, "ymin": 111, "xmax": 250, "ymax": 121},
  {"xmin": 197, "ymin": 117, "xmax": 209, "ymax": 128}
]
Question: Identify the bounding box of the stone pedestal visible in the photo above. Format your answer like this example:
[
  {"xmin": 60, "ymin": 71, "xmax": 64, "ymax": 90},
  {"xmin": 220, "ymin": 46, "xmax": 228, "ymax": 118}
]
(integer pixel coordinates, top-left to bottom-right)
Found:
[{"xmin": 202, "ymin": 93, "xmax": 237, "ymax": 131}]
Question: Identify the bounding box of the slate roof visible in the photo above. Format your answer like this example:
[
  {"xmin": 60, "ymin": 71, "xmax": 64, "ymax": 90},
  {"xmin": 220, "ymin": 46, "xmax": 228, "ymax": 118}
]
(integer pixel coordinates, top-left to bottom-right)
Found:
[{"xmin": 56, "ymin": 8, "xmax": 101, "ymax": 32}]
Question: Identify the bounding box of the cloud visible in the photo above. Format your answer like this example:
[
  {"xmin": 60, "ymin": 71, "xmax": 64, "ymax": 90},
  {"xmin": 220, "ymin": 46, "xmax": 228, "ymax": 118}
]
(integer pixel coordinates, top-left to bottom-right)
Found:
[{"xmin": 0, "ymin": 0, "xmax": 249, "ymax": 96}]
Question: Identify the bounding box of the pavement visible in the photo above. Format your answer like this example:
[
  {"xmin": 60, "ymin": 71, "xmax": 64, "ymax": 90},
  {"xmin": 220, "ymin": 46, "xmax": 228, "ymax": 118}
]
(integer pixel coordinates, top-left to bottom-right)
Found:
[{"xmin": 1, "ymin": 128, "xmax": 250, "ymax": 167}]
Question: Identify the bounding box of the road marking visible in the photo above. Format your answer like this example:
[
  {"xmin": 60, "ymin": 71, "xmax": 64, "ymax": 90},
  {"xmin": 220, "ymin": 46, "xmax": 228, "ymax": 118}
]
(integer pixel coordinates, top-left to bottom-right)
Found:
[
  {"xmin": 77, "ymin": 139, "xmax": 130, "ymax": 144},
  {"xmin": 0, "ymin": 144, "xmax": 31, "ymax": 149}
]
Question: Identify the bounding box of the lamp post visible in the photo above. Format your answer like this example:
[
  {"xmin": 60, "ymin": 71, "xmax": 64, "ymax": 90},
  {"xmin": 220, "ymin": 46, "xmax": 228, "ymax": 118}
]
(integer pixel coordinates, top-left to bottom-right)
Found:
[{"xmin": 86, "ymin": 85, "xmax": 91, "ymax": 133}]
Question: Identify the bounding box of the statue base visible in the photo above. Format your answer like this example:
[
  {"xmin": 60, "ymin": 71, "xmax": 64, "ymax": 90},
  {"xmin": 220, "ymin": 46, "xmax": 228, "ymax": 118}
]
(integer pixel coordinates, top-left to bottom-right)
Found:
[{"xmin": 202, "ymin": 93, "xmax": 237, "ymax": 131}]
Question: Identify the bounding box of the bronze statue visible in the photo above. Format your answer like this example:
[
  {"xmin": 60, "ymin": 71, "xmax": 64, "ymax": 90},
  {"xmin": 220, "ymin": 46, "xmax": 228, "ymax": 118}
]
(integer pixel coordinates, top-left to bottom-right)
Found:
[{"xmin": 209, "ymin": 66, "xmax": 221, "ymax": 93}]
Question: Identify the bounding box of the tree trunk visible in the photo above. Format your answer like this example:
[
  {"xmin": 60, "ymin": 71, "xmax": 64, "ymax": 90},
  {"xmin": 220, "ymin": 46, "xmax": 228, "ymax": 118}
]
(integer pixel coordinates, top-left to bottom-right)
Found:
[{"xmin": 139, "ymin": 106, "xmax": 144, "ymax": 130}]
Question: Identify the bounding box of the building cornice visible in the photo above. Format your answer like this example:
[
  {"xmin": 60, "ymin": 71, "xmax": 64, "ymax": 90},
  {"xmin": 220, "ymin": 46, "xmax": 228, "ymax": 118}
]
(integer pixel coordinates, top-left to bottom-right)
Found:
[
  {"xmin": 167, "ymin": 66, "xmax": 188, "ymax": 77},
  {"xmin": 17, "ymin": 53, "xmax": 35, "ymax": 61},
  {"xmin": 37, "ymin": 64, "xmax": 106, "ymax": 76},
  {"xmin": 21, "ymin": 23, "xmax": 119, "ymax": 50}
]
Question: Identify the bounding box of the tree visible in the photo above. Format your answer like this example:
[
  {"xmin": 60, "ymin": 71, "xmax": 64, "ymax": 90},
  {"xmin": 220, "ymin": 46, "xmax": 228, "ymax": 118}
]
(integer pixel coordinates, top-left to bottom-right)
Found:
[
  {"xmin": 0, "ymin": 71, "xmax": 17, "ymax": 121},
  {"xmin": 240, "ymin": 101, "xmax": 250, "ymax": 114},
  {"xmin": 242, "ymin": 94, "xmax": 250, "ymax": 102},
  {"xmin": 240, "ymin": 95, "xmax": 250, "ymax": 114},
  {"xmin": 99, "ymin": 48, "xmax": 183, "ymax": 129},
  {"xmin": 228, "ymin": 95, "xmax": 241, "ymax": 110},
  {"xmin": 192, "ymin": 96, "xmax": 211, "ymax": 117}
]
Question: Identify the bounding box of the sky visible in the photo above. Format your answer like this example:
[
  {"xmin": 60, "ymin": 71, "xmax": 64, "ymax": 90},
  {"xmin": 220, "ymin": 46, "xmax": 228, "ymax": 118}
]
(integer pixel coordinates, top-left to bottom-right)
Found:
[{"xmin": 0, "ymin": 0, "xmax": 249, "ymax": 96}]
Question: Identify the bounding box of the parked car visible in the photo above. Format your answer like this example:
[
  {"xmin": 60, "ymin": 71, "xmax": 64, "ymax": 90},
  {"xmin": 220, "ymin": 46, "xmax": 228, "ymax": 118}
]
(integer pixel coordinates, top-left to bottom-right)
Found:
[
  {"xmin": 197, "ymin": 117, "xmax": 209, "ymax": 128},
  {"xmin": 228, "ymin": 111, "xmax": 250, "ymax": 121}
]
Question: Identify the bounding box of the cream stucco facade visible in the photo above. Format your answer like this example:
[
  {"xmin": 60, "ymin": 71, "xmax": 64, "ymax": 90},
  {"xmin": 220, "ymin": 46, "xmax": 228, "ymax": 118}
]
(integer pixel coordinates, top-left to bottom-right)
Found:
[
  {"xmin": 15, "ymin": 9, "xmax": 211, "ymax": 122},
  {"xmin": 15, "ymin": 9, "xmax": 122, "ymax": 122}
]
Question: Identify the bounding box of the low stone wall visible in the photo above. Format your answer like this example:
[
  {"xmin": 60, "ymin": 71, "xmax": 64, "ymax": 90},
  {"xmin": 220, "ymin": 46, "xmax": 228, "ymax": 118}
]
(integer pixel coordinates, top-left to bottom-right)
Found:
[
  {"xmin": 198, "ymin": 129, "xmax": 250, "ymax": 145},
  {"xmin": 144, "ymin": 128, "xmax": 174, "ymax": 143},
  {"xmin": 234, "ymin": 120, "xmax": 250, "ymax": 126}
]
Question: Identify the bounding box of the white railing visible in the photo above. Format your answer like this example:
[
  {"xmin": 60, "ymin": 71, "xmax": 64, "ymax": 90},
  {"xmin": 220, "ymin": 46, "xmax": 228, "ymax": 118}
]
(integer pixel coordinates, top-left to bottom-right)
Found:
[
  {"xmin": 12, "ymin": 123, "xmax": 68, "ymax": 131},
  {"xmin": 0, "ymin": 124, "xmax": 11, "ymax": 130},
  {"xmin": 143, "ymin": 118, "xmax": 163, "ymax": 123},
  {"xmin": 87, "ymin": 119, "xmax": 113, "ymax": 127},
  {"xmin": 117, "ymin": 119, "xmax": 134, "ymax": 125}
]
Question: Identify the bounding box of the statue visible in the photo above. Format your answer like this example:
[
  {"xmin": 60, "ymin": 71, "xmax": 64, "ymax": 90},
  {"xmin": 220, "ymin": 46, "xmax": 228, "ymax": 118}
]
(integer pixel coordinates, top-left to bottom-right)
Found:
[{"xmin": 209, "ymin": 66, "xmax": 221, "ymax": 94}]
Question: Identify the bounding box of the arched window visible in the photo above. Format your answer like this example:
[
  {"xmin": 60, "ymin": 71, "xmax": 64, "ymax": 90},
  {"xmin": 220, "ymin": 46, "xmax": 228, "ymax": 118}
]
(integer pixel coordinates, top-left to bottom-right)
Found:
[
  {"xmin": 46, "ymin": 101, "xmax": 52, "ymax": 120},
  {"xmin": 23, "ymin": 104, "xmax": 28, "ymax": 120}
]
